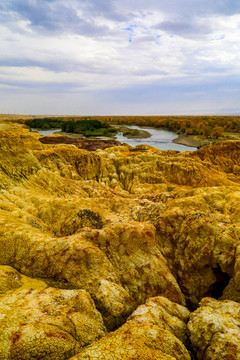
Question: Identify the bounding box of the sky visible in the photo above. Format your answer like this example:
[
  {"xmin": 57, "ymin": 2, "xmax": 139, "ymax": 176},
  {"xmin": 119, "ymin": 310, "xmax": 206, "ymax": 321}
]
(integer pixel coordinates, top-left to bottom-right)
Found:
[{"xmin": 0, "ymin": 0, "xmax": 240, "ymax": 115}]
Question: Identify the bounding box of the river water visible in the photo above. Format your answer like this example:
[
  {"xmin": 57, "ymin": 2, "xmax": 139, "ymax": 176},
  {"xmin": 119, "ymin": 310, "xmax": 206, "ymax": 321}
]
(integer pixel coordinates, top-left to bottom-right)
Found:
[
  {"xmin": 115, "ymin": 125, "xmax": 197, "ymax": 152},
  {"xmin": 32, "ymin": 126, "xmax": 197, "ymax": 152}
]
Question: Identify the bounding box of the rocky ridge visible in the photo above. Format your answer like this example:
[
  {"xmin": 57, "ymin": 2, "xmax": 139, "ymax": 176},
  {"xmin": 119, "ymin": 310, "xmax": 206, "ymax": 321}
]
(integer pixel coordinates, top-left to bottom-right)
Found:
[{"xmin": 0, "ymin": 123, "xmax": 240, "ymax": 358}]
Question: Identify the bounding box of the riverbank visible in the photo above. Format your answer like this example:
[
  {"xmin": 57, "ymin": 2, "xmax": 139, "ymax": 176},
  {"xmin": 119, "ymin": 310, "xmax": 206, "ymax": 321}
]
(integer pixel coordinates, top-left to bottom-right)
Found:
[
  {"xmin": 173, "ymin": 132, "xmax": 240, "ymax": 149},
  {"xmin": 172, "ymin": 134, "xmax": 207, "ymax": 148}
]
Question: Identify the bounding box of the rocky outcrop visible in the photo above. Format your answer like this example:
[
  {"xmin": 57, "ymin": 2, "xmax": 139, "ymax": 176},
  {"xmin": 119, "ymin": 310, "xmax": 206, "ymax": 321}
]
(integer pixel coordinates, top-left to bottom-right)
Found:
[
  {"xmin": 131, "ymin": 187, "xmax": 240, "ymax": 308},
  {"xmin": 188, "ymin": 297, "xmax": 240, "ymax": 359},
  {"xmin": 0, "ymin": 209, "xmax": 184, "ymax": 329},
  {"xmin": 188, "ymin": 140, "xmax": 240, "ymax": 174},
  {"xmin": 221, "ymin": 242, "xmax": 240, "ymax": 302},
  {"xmin": 39, "ymin": 134, "xmax": 122, "ymax": 151},
  {"xmin": 0, "ymin": 282, "xmax": 106, "ymax": 360},
  {"xmin": 0, "ymin": 219, "xmax": 135, "ymax": 330},
  {"xmin": 127, "ymin": 296, "xmax": 190, "ymax": 346},
  {"xmin": 70, "ymin": 296, "xmax": 191, "ymax": 360},
  {"xmin": 0, "ymin": 129, "xmax": 42, "ymax": 189},
  {"xmin": 1, "ymin": 123, "xmax": 240, "ymax": 359},
  {"xmin": 82, "ymin": 222, "xmax": 184, "ymax": 307},
  {"xmin": 35, "ymin": 145, "xmax": 103, "ymax": 181},
  {"xmin": 97, "ymin": 144, "xmax": 240, "ymax": 193}
]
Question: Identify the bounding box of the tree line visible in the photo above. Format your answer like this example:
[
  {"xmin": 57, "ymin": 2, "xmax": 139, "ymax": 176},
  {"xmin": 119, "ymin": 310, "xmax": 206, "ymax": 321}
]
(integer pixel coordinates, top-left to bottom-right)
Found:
[{"xmin": 25, "ymin": 115, "xmax": 240, "ymax": 139}]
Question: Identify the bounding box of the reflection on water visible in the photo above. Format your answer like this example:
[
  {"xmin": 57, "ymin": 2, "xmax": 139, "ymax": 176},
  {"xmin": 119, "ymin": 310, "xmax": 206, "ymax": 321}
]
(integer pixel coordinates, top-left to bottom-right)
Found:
[
  {"xmin": 32, "ymin": 128, "xmax": 62, "ymax": 136},
  {"xmin": 115, "ymin": 125, "xmax": 197, "ymax": 152},
  {"xmin": 32, "ymin": 126, "xmax": 197, "ymax": 152}
]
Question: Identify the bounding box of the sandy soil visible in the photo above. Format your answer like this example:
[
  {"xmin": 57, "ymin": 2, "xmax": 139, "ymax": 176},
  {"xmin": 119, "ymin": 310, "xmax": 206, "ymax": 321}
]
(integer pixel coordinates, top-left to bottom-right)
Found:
[
  {"xmin": 173, "ymin": 132, "xmax": 240, "ymax": 149},
  {"xmin": 173, "ymin": 134, "xmax": 220, "ymax": 148},
  {"xmin": 173, "ymin": 135, "xmax": 204, "ymax": 148}
]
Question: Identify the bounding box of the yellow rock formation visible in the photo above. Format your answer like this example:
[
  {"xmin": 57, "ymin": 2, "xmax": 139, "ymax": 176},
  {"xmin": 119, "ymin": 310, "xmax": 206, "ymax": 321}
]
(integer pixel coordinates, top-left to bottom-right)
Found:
[
  {"xmin": 0, "ymin": 283, "xmax": 106, "ymax": 359},
  {"xmin": 1, "ymin": 121, "xmax": 240, "ymax": 358},
  {"xmin": 188, "ymin": 297, "xmax": 240, "ymax": 359},
  {"xmin": 70, "ymin": 296, "xmax": 191, "ymax": 360}
]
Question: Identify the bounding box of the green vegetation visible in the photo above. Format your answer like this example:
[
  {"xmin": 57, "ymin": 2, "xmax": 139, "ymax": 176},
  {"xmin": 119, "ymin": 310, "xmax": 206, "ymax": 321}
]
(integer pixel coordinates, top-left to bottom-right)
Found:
[
  {"xmin": 121, "ymin": 127, "xmax": 140, "ymax": 137},
  {"xmin": 25, "ymin": 118, "xmax": 63, "ymax": 129},
  {"xmin": 60, "ymin": 119, "xmax": 117, "ymax": 137},
  {"xmin": 26, "ymin": 117, "xmax": 117, "ymax": 137},
  {"xmin": 167, "ymin": 186, "xmax": 176, "ymax": 192},
  {"xmin": 116, "ymin": 125, "xmax": 143, "ymax": 138}
]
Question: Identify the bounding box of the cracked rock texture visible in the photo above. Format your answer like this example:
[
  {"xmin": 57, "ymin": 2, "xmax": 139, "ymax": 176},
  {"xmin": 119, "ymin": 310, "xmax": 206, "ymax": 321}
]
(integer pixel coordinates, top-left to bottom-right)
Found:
[
  {"xmin": 188, "ymin": 297, "xmax": 240, "ymax": 359},
  {"xmin": 0, "ymin": 283, "xmax": 106, "ymax": 359},
  {"xmin": 70, "ymin": 296, "xmax": 191, "ymax": 360},
  {"xmin": 1, "ymin": 122, "xmax": 240, "ymax": 359}
]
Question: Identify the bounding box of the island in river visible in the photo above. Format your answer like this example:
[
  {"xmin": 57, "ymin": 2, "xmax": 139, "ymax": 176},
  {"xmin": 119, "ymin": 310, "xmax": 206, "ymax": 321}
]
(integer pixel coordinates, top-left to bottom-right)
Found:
[{"xmin": 35, "ymin": 126, "xmax": 198, "ymax": 152}]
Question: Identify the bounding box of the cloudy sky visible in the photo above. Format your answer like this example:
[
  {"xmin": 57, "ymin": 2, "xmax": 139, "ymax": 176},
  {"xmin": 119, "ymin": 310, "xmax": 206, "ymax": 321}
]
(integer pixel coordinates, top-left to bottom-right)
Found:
[{"xmin": 0, "ymin": 0, "xmax": 240, "ymax": 115}]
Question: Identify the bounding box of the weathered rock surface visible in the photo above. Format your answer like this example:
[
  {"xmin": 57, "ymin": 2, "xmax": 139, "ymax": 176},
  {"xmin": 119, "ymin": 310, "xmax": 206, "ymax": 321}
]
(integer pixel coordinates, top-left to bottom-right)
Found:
[
  {"xmin": 0, "ymin": 282, "xmax": 106, "ymax": 359},
  {"xmin": 82, "ymin": 222, "xmax": 184, "ymax": 307},
  {"xmin": 39, "ymin": 134, "xmax": 122, "ymax": 151},
  {"xmin": 70, "ymin": 296, "xmax": 191, "ymax": 360},
  {"xmin": 188, "ymin": 297, "xmax": 240, "ymax": 359},
  {"xmin": 131, "ymin": 187, "xmax": 240, "ymax": 308},
  {"xmin": 221, "ymin": 241, "xmax": 240, "ymax": 302},
  {"xmin": 189, "ymin": 140, "xmax": 240, "ymax": 175},
  {"xmin": 0, "ymin": 207, "xmax": 183, "ymax": 329},
  {"xmin": 0, "ymin": 266, "xmax": 23, "ymax": 294},
  {"xmin": 127, "ymin": 296, "xmax": 190, "ymax": 346},
  {"xmin": 0, "ymin": 219, "xmax": 135, "ymax": 330},
  {"xmin": 1, "ymin": 122, "xmax": 240, "ymax": 359},
  {"xmin": 97, "ymin": 143, "xmax": 240, "ymax": 192}
]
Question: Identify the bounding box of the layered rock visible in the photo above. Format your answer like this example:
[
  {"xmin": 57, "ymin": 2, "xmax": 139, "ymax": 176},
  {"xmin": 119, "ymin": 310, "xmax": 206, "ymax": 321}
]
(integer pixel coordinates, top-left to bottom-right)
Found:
[
  {"xmin": 131, "ymin": 187, "xmax": 240, "ymax": 307},
  {"xmin": 97, "ymin": 144, "xmax": 240, "ymax": 192},
  {"xmin": 189, "ymin": 140, "xmax": 240, "ymax": 174},
  {"xmin": 0, "ymin": 129, "xmax": 42, "ymax": 189}
]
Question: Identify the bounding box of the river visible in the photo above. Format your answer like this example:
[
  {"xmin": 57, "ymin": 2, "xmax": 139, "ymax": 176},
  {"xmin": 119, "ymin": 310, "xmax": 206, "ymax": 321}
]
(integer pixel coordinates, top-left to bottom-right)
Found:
[
  {"xmin": 114, "ymin": 125, "xmax": 197, "ymax": 152},
  {"xmin": 32, "ymin": 125, "xmax": 197, "ymax": 152}
]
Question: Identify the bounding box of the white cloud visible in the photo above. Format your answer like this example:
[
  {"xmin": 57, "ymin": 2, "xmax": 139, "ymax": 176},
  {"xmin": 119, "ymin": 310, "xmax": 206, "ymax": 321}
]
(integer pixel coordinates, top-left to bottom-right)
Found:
[{"xmin": 0, "ymin": 1, "xmax": 239, "ymax": 114}]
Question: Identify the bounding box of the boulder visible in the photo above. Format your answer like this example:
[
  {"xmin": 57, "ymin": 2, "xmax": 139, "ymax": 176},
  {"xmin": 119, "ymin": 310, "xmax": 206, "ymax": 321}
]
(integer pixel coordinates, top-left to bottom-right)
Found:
[
  {"xmin": 0, "ymin": 287, "xmax": 107, "ymax": 360},
  {"xmin": 188, "ymin": 297, "xmax": 240, "ymax": 359},
  {"xmin": 70, "ymin": 296, "xmax": 191, "ymax": 360}
]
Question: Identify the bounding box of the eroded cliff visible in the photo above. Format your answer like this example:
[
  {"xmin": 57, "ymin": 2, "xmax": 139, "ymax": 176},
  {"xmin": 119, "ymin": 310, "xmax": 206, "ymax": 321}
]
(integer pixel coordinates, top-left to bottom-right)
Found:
[{"xmin": 1, "ymin": 122, "xmax": 240, "ymax": 359}]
